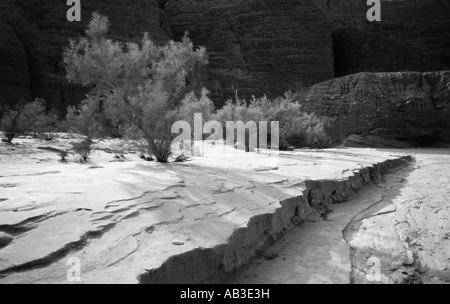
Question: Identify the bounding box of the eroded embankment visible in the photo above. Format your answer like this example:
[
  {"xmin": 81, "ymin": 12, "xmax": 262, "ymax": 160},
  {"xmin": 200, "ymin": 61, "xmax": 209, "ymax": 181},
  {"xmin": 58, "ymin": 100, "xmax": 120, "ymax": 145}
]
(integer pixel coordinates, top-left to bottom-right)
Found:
[{"xmin": 138, "ymin": 156, "xmax": 413, "ymax": 284}]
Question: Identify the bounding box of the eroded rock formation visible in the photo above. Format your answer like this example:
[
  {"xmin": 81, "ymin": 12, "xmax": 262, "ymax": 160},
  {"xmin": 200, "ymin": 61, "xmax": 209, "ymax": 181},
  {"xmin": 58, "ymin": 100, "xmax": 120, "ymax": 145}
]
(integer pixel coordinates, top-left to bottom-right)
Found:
[{"xmin": 302, "ymin": 71, "xmax": 450, "ymax": 145}]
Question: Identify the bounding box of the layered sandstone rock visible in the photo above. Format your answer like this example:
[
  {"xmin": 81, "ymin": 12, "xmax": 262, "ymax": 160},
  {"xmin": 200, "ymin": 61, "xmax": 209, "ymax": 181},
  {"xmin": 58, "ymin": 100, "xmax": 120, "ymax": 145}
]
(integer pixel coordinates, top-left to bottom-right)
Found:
[{"xmin": 302, "ymin": 71, "xmax": 450, "ymax": 144}]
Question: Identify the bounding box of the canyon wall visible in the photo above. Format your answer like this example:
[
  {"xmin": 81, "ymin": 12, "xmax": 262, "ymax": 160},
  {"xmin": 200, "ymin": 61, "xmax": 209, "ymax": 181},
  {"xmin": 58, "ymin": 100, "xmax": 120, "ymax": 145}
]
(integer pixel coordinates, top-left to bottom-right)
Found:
[
  {"xmin": 163, "ymin": 0, "xmax": 450, "ymax": 102},
  {"xmin": 325, "ymin": 0, "xmax": 450, "ymax": 77},
  {"xmin": 0, "ymin": 0, "xmax": 449, "ymax": 109},
  {"xmin": 163, "ymin": 0, "xmax": 335, "ymax": 101}
]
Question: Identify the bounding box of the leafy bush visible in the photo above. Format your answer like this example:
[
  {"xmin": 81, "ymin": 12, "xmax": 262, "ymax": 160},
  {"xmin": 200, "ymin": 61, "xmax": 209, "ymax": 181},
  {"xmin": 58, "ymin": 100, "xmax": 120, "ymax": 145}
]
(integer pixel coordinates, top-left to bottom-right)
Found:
[
  {"xmin": 64, "ymin": 13, "xmax": 208, "ymax": 162},
  {"xmin": 0, "ymin": 99, "xmax": 58, "ymax": 144},
  {"xmin": 22, "ymin": 98, "xmax": 59, "ymax": 140},
  {"xmin": 58, "ymin": 150, "xmax": 69, "ymax": 162},
  {"xmin": 66, "ymin": 97, "xmax": 104, "ymax": 140},
  {"xmin": 280, "ymin": 113, "xmax": 333, "ymax": 149},
  {"xmin": 102, "ymin": 99, "xmax": 141, "ymax": 139},
  {"xmin": 174, "ymin": 88, "xmax": 215, "ymax": 141},
  {"xmin": 66, "ymin": 95, "xmax": 140, "ymax": 140},
  {"xmin": 176, "ymin": 88, "xmax": 214, "ymax": 125},
  {"xmin": 214, "ymin": 92, "xmax": 335, "ymax": 150},
  {"xmin": 0, "ymin": 106, "xmax": 26, "ymax": 144},
  {"xmin": 71, "ymin": 140, "xmax": 94, "ymax": 162}
]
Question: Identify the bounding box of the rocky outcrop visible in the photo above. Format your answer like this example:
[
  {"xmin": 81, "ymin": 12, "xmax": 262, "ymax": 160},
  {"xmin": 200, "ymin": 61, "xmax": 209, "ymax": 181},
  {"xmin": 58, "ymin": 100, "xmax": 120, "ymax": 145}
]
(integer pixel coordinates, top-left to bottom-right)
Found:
[{"xmin": 302, "ymin": 71, "xmax": 450, "ymax": 145}]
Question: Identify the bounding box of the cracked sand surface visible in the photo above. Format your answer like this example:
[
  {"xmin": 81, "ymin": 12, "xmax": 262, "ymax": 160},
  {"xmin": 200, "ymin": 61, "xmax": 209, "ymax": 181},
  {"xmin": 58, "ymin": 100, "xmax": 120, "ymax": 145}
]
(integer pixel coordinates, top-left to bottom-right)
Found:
[{"xmin": 0, "ymin": 137, "xmax": 411, "ymax": 283}]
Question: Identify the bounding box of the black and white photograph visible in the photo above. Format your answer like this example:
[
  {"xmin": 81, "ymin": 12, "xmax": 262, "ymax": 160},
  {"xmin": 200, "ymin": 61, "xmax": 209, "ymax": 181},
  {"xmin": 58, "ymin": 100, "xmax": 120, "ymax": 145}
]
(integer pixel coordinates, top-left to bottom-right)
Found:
[{"xmin": 0, "ymin": 0, "xmax": 449, "ymax": 288}]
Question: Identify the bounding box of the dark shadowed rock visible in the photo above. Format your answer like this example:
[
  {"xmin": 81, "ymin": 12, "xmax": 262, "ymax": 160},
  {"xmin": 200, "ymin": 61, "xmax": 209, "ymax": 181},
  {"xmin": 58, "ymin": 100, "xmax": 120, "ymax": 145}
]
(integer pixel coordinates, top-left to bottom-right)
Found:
[
  {"xmin": 302, "ymin": 71, "xmax": 450, "ymax": 145},
  {"xmin": 0, "ymin": 0, "xmax": 172, "ymax": 109},
  {"xmin": 0, "ymin": 23, "xmax": 30, "ymax": 107},
  {"xmin": 0, "ymin": 232, "xmax": 13, "ymax": 249},
  {"xmin": 327, "ymin": 0, "xmax": 450, "ymax": 77}
]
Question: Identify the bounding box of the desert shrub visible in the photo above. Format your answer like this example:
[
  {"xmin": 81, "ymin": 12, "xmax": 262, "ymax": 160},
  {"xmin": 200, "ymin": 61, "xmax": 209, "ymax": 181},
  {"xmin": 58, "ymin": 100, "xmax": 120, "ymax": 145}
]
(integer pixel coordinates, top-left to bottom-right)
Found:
[
  {"xmin": 58, "ymin": 150, "xmax": 69, "ymax": 162},
  {"xmin": 214, "ymin": 92, "xmax": 335, "ymax": 150},
  {"xmin": 67, "ymin": 95, "xmax": 140, "ymax": 140},
  {"xmin": 66, "ymin": 97, "xmax": 104, "ymax": 140},
  {"xmin": 176, "ymin": 88, "xmax": 214, "ymax": 124},
  {"xmin": 0, "ymin": 106, "xmax": 26, "ymax": 144},
  {"xmin": 213, "ymin": 94, "xmax": 265, "ymax": 151},
  {"xmin": 215, "ymin": 92, "xmax": 263, "ymax": 123},
  {"xmin": 22, "ymin": 98, "xmax": 59, "ymax": 140},
  {"xmin": 280, "ymin": 113, "xmax": 333, "ymax": 149},
  {"xmin": 22, "ymin": 99, "xmax": 47, "ymax": 136},
  {"xmin": 102, "ymin": 99, "xmax": 140, "ymax": 139},
  {"xmin": 174, "ymin": 88, "xmax": 215, "ymax": 140},
  {"xmin": 71, "ymin": 140, "xmax": 94, "ymax": 162},
  {"xmin": 149, "ymin": 139, "xmax": 172, "ymax": 163},
  {"xmin": 0, "ymin": 99, "xmax": 60, "ymax": 144},
  {"xmin": 64, "ymin": 13, "xmax": 208, "ymax": 162}
]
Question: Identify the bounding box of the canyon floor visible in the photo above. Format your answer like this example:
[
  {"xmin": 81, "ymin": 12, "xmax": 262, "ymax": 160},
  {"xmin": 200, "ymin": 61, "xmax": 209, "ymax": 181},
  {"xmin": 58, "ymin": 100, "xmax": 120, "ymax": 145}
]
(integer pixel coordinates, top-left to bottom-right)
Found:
[{"xmin": 0, "ymin": 135, "xmax": 448, "ymax": 284}]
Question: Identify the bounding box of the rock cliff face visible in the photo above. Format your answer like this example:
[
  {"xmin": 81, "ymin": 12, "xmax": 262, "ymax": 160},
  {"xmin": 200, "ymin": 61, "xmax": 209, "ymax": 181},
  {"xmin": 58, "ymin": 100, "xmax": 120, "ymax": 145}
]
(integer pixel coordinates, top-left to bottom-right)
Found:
[
  {"xmin": 0, "ymin": 22, "xmax": 30, "ymax": 108},
  {"xmin": 326, "ymin": 0, "xmax": 450, "ymax": 77},
  {"xmin": 0, "ymin": 0, "xmax": 449, "ymax": 112},
  {"xmin": 163, "ymin": 0, "xmax": 335, "ymax": 101},
  {"xmin": 302, "ymin": 71, "xmax": 450, "ymax": 145},
  {"xmin": 0, "ymin": 0, "xmax": 171, "ymax": 109},
  {"xmin": 163, "ymin": 0, "xmax": 450, "ymax": 102}
]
